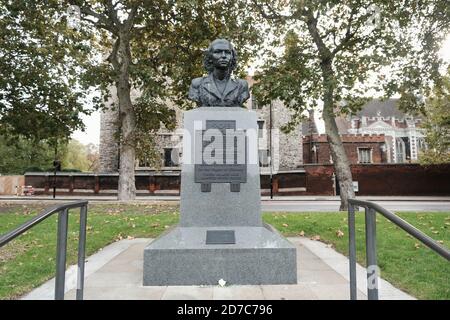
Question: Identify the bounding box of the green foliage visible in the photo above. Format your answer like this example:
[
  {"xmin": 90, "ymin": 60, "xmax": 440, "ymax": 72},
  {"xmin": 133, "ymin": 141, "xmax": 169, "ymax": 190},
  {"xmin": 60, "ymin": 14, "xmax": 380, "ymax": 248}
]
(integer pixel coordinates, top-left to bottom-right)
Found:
[
  {"xmin": 0, "ymin": 1, "xmax": 102, "ymax": 141},
  {"xmin": 0, "ymin": 135, "xmax": 56, "ymax": 174},
  {"xmin": 252, "ymin": 0, "xmax": 450, "ymax": 128},
  {"xmin": 420, "ymin": 70, "xmax": 450, "ymax": 164},
  {"xmin": 0, "ymin": 135, "xmax": 97, "ymax": 174},
  {"xmin": 61, "ymin": 139, "xmax": 98, "ymax": 172}
]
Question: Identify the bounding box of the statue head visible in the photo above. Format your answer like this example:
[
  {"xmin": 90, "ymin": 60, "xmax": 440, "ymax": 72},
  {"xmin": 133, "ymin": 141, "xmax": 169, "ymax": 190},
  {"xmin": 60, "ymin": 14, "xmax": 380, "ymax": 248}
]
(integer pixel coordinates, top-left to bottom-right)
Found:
[{"xmin": 203, "ymin": 39, "xmax": 237, "ymax": 74}]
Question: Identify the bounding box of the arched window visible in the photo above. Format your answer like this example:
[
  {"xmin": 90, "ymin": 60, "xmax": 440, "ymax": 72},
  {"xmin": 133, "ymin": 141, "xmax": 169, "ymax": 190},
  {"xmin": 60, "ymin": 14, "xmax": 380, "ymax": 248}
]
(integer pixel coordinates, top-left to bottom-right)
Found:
[{"xmin": 396, "ymin": 138, "xmax": 406, "ymax": 163}]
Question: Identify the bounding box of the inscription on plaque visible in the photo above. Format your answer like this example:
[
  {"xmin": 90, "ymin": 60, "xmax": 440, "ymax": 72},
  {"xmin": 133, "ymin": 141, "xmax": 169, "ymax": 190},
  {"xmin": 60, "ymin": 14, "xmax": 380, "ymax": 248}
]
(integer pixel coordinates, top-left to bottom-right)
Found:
[
  {"xmin": 195, "ymin": 120, "xmax": 247, "ymax": 186},
  {"xmin": 206, "ymin": 230, "xmax": 236, "ymax": 245}
]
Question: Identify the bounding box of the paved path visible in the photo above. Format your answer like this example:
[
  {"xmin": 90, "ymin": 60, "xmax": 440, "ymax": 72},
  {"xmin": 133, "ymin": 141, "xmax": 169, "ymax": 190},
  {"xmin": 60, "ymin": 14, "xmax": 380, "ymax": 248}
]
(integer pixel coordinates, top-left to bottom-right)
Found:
[{"xmin": 22, "ymin": 238, "xmax": 414, "ymax": 300}]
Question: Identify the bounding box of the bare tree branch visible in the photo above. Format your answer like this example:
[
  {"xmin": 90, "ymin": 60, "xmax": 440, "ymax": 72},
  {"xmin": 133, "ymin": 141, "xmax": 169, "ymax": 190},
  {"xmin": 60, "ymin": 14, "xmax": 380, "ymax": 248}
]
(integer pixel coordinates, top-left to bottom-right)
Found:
[
  {"xmin": 304, "ymin": 10, "xmax": 332, "ymax": 61},
  {"xmin": 105, "ymin": 0, "xmax": 121, "ymax": 27},
  {"xmin": 251, "ymin": 0, "xmax": 293, "ymax": 22},
  {"xmin": 67, "ymin": 0, "xmax": 117, "ymax": 34}
]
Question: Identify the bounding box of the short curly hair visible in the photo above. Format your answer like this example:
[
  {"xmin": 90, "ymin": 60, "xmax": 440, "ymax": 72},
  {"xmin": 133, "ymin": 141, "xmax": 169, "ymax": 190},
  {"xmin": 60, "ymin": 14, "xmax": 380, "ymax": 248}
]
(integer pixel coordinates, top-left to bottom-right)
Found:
[{"xmin": 203, "ymin": 39, "xmax": 238, "ymax": 74}]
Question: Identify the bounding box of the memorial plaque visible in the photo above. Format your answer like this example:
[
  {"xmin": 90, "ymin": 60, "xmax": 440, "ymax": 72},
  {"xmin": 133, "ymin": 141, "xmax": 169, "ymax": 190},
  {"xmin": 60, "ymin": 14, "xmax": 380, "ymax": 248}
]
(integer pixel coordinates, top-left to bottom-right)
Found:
[
  {"xmin": 195, "ymin": 120, "xmax": 247, "ymax": 185},
  {"xmin": 206, "ymin": 230, "xmax": 236, "ymax": 245}
]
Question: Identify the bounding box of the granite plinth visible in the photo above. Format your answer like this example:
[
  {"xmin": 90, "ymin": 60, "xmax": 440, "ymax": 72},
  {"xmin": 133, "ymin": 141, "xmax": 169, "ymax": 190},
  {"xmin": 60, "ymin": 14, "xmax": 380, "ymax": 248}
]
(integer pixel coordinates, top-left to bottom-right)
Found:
[
  {"xmin": 143, "ymin": 106, "xmax": 297, "ymax": 286},
  {"xmin": 143, "ymin": 225, "xmax": 297, "ymax": 286},
  {"xmin": 179, "ymin": 107, "xmax": 261, "ymax": 227}
]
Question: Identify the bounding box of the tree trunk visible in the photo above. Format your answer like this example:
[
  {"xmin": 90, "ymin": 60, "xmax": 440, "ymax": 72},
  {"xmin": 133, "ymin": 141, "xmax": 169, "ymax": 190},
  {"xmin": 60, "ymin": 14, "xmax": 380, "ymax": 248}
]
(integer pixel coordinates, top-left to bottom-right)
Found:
[
  {"xmin": 321, "ymin": 60, "xmax": 355, "ymax": 210},
  {"xmin": 116, "ymin": 33, "xmax": 136, "ymax": 200},
  {"xmin": 305, "ymin": 14, "xmax": 355, "ymax": 210}
]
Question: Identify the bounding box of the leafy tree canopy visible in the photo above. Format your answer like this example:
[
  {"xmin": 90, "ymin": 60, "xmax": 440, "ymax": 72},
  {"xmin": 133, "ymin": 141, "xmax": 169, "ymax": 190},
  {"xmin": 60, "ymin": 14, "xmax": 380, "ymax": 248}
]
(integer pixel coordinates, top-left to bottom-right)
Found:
[
  {"xmin": 0, "ymin": 1, "xmax": 102, "ymax": 141},
  {"xmin": 420, "ymin": 68, "xmax": 450, "ymax": 164},
  {"xmin": 252, "ymin": 0, "xmax": 450, "ymax": 130}
]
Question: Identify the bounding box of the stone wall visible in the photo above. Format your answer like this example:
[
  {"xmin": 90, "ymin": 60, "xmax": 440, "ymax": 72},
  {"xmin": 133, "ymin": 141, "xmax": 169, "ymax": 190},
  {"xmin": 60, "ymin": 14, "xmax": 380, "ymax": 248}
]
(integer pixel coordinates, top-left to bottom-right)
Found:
[
  {"xmin": 251, "ymin": 99, "xmax": 303, "ymax": 170},
  {"xmin": 98, "ymin": 86, "xmax": 119, "ymax": 172}
]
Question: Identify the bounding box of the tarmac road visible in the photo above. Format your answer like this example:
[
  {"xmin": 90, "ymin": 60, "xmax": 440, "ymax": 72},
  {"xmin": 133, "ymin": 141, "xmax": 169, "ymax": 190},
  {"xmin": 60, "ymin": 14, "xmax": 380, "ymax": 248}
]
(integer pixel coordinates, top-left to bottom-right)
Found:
[
  {"xmin": 261, "ymin": 200, "xmax": 450, "ymax": 212},
  {"xmin": 1, "ymin": 195, "xmax": 450, "ymax": 212}
]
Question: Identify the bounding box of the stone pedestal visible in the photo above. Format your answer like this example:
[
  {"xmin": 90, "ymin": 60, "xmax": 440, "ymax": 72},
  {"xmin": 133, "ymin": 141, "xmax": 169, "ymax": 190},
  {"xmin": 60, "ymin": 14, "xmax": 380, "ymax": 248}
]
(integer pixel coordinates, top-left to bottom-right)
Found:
[{"xmin": 143, "ymin": 107, "xmax": 297, "ymax": 285}]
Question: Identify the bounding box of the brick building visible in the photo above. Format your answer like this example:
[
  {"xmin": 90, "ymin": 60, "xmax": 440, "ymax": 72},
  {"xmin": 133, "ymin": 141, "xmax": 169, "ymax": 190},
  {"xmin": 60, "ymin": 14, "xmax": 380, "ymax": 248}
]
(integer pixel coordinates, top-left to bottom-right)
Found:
[
  {"xmin": 336, "ymin": 99, "xmax": 425, "ymax": 163},
  {"xmin": 302, "ymin": 134, "xmax": 387, "ymax": 164}
]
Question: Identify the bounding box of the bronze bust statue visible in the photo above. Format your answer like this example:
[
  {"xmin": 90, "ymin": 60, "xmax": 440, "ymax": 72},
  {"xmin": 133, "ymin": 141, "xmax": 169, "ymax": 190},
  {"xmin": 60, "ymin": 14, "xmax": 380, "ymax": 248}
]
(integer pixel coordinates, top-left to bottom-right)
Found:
[{"xmin": 188, "ymin": 39, "xmax": 250, "ymax": 107}]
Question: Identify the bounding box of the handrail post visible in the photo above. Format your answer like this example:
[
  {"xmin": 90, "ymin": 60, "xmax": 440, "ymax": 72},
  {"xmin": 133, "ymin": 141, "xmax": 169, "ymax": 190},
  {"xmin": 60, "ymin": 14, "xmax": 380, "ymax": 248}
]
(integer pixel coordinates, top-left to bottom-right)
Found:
[
  {"xmin": 55, "ymin": 208, "xmax": 69, "ymax": 300},
  {"xmin": 76, "ymin": 205, "xmax": 88, "ymax": 300},
  {"xmin": 365, "ymin": 207, "xmax": 379, "ymax": 300},
  {"xmin": 348, "ymin": 202, "xmax": 357, "ymax": 300}
]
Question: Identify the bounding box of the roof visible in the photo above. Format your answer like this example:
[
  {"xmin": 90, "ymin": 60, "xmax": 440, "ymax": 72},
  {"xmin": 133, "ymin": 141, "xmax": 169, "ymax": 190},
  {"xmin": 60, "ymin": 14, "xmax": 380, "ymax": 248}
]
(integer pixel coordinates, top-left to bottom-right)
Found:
[{"xmin": 355, "ymin": 98, "xmax": 406, "ymax": 118}]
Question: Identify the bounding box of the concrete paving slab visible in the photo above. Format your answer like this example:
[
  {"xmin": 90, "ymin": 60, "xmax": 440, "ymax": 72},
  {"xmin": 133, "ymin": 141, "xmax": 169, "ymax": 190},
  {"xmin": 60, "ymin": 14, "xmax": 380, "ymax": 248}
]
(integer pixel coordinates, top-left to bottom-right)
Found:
[
  {"xmin": 21, "ymin": 238, "xmax": 148, "ymax": 300},
  {"xmin": 294, "ymin": 237, "xmax": 415, "ymax": 300},
  {"xmin": 309, "ymin": 284, "xmax": 366, "ymax": 300},
  {"xmin": 298, "ymin": 270, "xmax": 348, "ymax": 285},
  {"xmin": 65, "ymin": 286, "xmax": 166, "ymax": 300},
  {"xmin": 162, "ymin": 286, "xmax": 214, "ymax": 300},
  {"xmin": 213, "ymin": 286, "xmax": 265, "ymax": 300},
  {"xmin": 261, "ymin": 284, "xmax": 318, "ymax": 300},
  {"xmin": 22, "ymin": 237, "xmax": 415, "ymax": 300}
]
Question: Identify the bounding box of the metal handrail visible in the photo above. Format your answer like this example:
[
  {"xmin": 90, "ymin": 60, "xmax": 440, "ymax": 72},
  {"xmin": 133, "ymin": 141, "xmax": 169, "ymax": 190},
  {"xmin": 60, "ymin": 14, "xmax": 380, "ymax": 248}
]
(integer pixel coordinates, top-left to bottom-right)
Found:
[
  {"xmin": 348, "ymin": 198, "xmax": 450, "ymax": 300},
  {"xmin": 0, "ymin": 200, "xmax": 88, "ymax": 300}
]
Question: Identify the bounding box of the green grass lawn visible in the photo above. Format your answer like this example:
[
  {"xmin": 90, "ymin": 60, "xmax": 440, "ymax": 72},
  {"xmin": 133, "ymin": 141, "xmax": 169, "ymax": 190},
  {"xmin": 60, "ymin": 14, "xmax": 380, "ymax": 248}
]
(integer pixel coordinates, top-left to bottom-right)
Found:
[{"xmin": 0, "ymin": 203, "xmax": 449, "ymax": 300}]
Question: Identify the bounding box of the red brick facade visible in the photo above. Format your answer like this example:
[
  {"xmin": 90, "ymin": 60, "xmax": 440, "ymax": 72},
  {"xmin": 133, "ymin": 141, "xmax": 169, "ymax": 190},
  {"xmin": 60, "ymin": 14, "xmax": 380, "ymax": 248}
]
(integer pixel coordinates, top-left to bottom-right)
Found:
[
  {"xmin": 24, "ymin": 163, "xmax": 450, "ymax": 196},
  {"xmin": 303, "ymin": 134, "xmax": 387, "ymax": 164},
  {"xmin": 302, "ymin": 164, "xmax": 450, "ymax": 196}
]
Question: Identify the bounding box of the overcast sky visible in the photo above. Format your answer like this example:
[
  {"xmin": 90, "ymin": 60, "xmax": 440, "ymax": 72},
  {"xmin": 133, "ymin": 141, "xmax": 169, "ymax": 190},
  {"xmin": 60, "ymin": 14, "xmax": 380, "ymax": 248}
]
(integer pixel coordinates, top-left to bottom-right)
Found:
[{"xmin": 71, "ymin": 35, "xmax": 450, "ymax": 145}]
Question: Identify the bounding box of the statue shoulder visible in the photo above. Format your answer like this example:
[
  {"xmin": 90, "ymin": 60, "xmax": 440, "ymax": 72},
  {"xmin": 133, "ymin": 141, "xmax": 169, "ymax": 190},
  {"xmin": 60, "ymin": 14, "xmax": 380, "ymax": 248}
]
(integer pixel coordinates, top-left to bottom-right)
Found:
[
  {"xmin": 236, "ymin": 78, "xmax": 250, "ymax": 104},
  {"xmin": 190, "ymin": 77, "xmax": 205, "ymax": 89},
  {"xmin": 189, "ymin": 77, "xmax": 205, "ymax": 103},
  {"xmin": 237, "ymin": 78, "xmax": 249, "ymax": 89}
]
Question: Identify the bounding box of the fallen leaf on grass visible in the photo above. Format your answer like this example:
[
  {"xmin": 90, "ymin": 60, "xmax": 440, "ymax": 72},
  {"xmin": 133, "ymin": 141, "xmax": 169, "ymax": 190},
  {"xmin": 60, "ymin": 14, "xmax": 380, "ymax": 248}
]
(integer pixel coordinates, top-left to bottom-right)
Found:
[
  {"xmin": 311, "ymin": 235, "xmax": 321, "ymax": 241},
  {"xmin": 432, "ymin": 231, "xmax": 439, "ymax": 234},
  {"xmin": 282, "ymin": 223, "xmax": 289, "ymax": 227},
  {"xmin": 336, "ymin": 230, "xmax": 344, "ymax": 238},
  {"xmin": 437, "ymin": 240, "xmax": 444, "ymax": 244},
  {"xmin": 299, "ymin": 231, "xmax": 305, "ymax": 237},
  {"xmin": 414, "ymin": 243, "xmax": 421, "ymax": 249}
]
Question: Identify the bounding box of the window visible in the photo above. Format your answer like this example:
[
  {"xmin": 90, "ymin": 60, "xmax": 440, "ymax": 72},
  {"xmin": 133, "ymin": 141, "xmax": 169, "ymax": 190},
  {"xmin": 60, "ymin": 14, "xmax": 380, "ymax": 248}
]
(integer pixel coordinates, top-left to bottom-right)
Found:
[
  {"xmin": 358, "ymin": 148, "xmax": 372, "ymax": 164},
  {"xmin": 417, "ymin": 138, "xmax": 426, "ymax": 152},
  {"xmin": 164, "ymin": 148, "xmax": 179, "ymax": 167},
  {"xmin": 257, "ymin": 120, "xmax": 264, "ymax": 138},
  {"xmin": 395, "ymin": 138, "xmax": 406, "ymax": 163}
]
